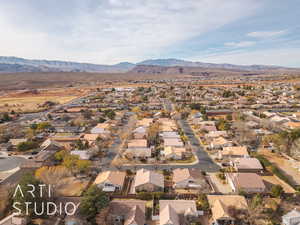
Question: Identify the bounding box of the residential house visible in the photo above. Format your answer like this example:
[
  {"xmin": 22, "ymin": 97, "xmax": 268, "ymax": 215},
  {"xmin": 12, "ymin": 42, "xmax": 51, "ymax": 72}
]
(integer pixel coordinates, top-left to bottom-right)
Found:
[
  {"xmin": 219, "ymin": 146, "xmax": 249, "ymax": 159},
  {"xmin": 40, "ymin": 139, "xmax": 63, "ymax": 151},
  {"xmin": 210, "ymin": 137, "xmax": 232, "ymax": 150},
  {"xmin": 137, "ymin": 118, "xmax": 153, "ymax": 127},
  {"xmin": 90, "ymin": 123, "xmax": 111, "ymax": 137},
  {"xmin": 173, "ymin": 168, "xmax": 210, "ymax": 191},
  {"xmin": 159, "ymin": 200, "xmax": 199, "ymax": 225},
  {"xmin": 132, "ymin": 169, "xmax": 164, "ymax": 193},
  {"xmin": 205, "ymin": 131, "xmax": 228, "ymax": 139},
  {"xmin": 107, "ymin": 200, "xmax": 146, "ymax": 225},
  {"xmin": 94, "ymin": 171, "xmax": 126, "ymax": 192},
  {"xmin": 125, "ymin": 139, "xmax": 151, "ymax": 159},
  {"xmin": 232, "ymin": 158, "xmax": 264, "ymax": 173},
  {"xmin": 133, "ymin": 126, "xmax": 147, "ymax": 139},
  {"xmin": 70, "ymin": 150, "xmax": 91, "ymax": 160},
  {"xmin": 160, "ymin": 131, "xmax": 181, "ymax": 139},
  {"xmin": 282, "ymin": 209, "xmax": 300, "ymax": 225},
  {"xmin": 162, "ymin": 146, "xmax": 186, "ymax": 160},
  {"xmin": 164, "ymin": 138, "xmax": 184, "ymax": 148},
  {"xmin": 227, "ymin": 173, "xmax": 266, "ymax": 193},
  {"xmin": 83, "ymin": 133, "xmax": 101, "ymax": 145},
  {"xmin": 207, "ymin": 195, "xmax": 248, "ymax": 225}
]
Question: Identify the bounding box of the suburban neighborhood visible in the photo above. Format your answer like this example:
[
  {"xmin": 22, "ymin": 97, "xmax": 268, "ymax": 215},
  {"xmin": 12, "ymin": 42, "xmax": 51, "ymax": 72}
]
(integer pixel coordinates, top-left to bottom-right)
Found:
[{"xmin": 1, "ymin": 82, "xmax": 300, "ymax": 225}]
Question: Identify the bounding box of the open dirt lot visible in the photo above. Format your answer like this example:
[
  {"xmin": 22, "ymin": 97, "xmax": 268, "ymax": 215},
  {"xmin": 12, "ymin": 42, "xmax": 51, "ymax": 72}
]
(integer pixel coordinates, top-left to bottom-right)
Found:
[
  {"xmin": 259, "ymin": 149, "xmax": 300, "ymax": 186},
  {"xmin": 262, "ymin": 175, "xmax": 295, "ymax": 193},
  {"xmin": 56, "ymin": 177, "xmax": 90, "ymax": 197},
  {"xmin": 0, "ymin": 88, "xmax": 87, "ymax": 112}
]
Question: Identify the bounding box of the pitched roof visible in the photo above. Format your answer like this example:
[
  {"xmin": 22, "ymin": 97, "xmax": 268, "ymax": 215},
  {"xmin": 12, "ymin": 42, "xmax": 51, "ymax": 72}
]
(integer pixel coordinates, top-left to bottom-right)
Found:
[
  {"xmin": 137, "ymin": 118, "xmax": 153, "ymax": 127},
  {"xmin": 159, "ymin": 200, "xmax": 197, "ymax": 225},
  {"xmin": 160, "ymin": 204, "xmax": 180, "ymax": 225},
  {"xmin": 83, "ymin": 134, "xmax": 100, "ymax": 141},
  {"xmin": 164, "ymin": 138, "xmax": 184, "ymax": 147},
  {"xmin": 94, "ymin": 171, "xmax": 126, "ymax": 187},
  {"xmin": 134, "ymin": 169, "xmax": 164, "ymax": 188},
  {"xmin": 164, "ymin": 146, "xmax": 186, "ymax": 157},
  {"xmin": 173, "ymin": 168, "xmax": 202, "ymax": 183},
  {"xmin": 222, "ymin": 146, "xmax": 249, "ymax": 157},
  {"xmin": 128, "ymin": 139, "xmax": 148, "ymax": 148},
  {"xmin": 109, "ymin": 200, "xmax": 146, "ymax": 225},
  {"xmin": 228, "ymin": 173, "xmax": 266, "ymax": 191},
  {"xmin": 207, "ymin": 195, "xmax": 248, "ymax": 221},
  {"xmin": 234, "ymin": 158, "xmax": 263, "ymax": 170}
]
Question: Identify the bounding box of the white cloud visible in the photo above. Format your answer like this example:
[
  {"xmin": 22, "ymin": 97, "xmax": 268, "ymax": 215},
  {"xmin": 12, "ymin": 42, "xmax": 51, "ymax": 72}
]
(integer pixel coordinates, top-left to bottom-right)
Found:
[
  {"xmin": 200, "ymin": 47, "xmax": 300, "ymax": 67},
  {"xmin": 224, "ymin": 41, "xmax": 256, "ymax": 48},
  {"xmin": 247, "ymin": 30, "xmax": 287, "ymax": 38},
  {"xmin": 0, "ymin": 0, "xmax": 261, "ymax": 64}
]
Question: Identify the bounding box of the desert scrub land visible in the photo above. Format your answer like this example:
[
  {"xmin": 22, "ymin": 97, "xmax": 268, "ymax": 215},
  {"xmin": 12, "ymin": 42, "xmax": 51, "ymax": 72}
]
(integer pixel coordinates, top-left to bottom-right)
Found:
[{"xmin": 0, "ymin": 88, "xmax": 86, "ymax": 113}]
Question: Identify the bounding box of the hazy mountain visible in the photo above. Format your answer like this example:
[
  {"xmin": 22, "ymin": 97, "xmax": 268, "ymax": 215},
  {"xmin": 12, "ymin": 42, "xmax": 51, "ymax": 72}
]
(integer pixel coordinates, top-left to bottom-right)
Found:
[
  {"xmin": 0, "ymin": 56, "xmax": 293, "ymax": 73},
  {"xmin": 138, "ymin": 58, "xmax": 286, "ymax": 71},
  {"xmin": 0, "ymin": 56, "xmax": 135, "ymax": 73}
]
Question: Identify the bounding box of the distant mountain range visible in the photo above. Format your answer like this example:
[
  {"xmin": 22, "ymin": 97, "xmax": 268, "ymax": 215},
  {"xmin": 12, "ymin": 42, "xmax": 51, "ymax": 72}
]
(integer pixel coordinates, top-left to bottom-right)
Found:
[{"xmin": 0, "ymin": 56, "xmax": 294, "ymax": 73}]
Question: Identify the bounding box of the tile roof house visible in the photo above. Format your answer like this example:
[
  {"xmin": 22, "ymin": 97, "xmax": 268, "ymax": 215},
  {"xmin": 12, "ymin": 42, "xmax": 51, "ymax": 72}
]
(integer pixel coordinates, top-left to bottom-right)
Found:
[
  {"xmin": 107, "ymin": 199, "xmax": 146, "ymax": 225},
  {"xmin": 127, "ymin": 139, "xmax": 148, "ymax": 148},
  {"xmin": 83, "ymin": 133, "xmax": 101, "ymax": 144},
  {"xmin": 220, "ymin": 146, "xmax": 249, "ymax": 159},
  {"xmin": 210, "ymin": 137, "xmax": 232, "ymax": 150},
  {"xmin": 282, "ymin": 209, "xmax": 300, "ymax": 225},
  {"xmin": 124, "ymin": 147, "xmax": 152, "ymax": 159},
  {"xmin": 201, "ymin": 124, "xmax": 217, "ymax": 132},
  {"xmin": 207, "ymin": 195, "xmax": 248, "ymax": 225},
  {"xmin": 205, "ymin": 131, "xmax": 228, "ymax": 139},
  {"xmin": 159, "ymin": 200, "xmax": 198, "ymax": 225},
  {"xmin": 227, "ymin": 173, "xmax": 266, "ymax": 193},
  {"xmin": 132, "ymin": 169, "xmax": 164, "ymax": 193},
  {"xmin": 94, "ymin": 171, "xmax": 126, "ymax": 192},
  {"xmin": 90, "ymin": 123, "xmax": 111, "ymax": 136},
  {"xmin": 164, "ymin": 138, "xmax": 184, "ymax": 147},
  {"xmin": 70, "ymin": 150, "xmax": 91, "ymax": 160},
  {"xmin": 162, "ymin": 146, "xmax": 186, "ymax": 160},
  {"xmin": 232, "ymin": 158, "xmax": 264, "ymax": 173},
  {"xmin": 125, "ymin": 139, "xmax": 151, "ymax": 159},
  {"xmin": 40, "ymin": 139, "xmax": 63, "ymax": 151},
  {"xmin": 172, "ymin": 168, "xmax": 210, "ymax": 191},
  {"xmin": 133, "ymin": 126, "xmax": 147, "ymax": 139},
  {"xmin": 160, "ymin": 131, "xmax": 181, "ymax": 139},
  {"xmin": 136, "ymin": 118, "xmax": 153, "ymax": 127}
]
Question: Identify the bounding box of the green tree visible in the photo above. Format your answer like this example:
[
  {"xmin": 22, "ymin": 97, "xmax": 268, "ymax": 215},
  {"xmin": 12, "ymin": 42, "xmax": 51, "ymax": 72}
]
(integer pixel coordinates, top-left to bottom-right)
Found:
[
  {"xmin": 54, "ymin": 150, "xmax": 68, "ymax": 161},
  {"xmin": 271, "ymin": 185, "xmax": 283, "ymax": 198},
  {"xmin": 37, "ymin": 122, "xmax": 51, "ymax": 131},
  {"xmin": 76, "ymin": 160, "xmax": 92, "ymax": 173},
  {"xmin": 79, "ymin": 185, "xmax": 109, "ymax": 220},
  {"xmin": 17, "ymin": 141, "xmax": 38, "ymax": 151}
]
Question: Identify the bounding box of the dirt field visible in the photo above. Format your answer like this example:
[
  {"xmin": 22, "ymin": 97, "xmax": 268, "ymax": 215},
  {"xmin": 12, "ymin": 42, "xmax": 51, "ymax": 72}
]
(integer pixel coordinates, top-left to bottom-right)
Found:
[
  {"xmin": 262, "ymin": 175, "xmax": 295, "ymax": 193},
  {"xmin": 259, "ymin": 149, "xmax": 300, "ymax": 186},
  {"xmin": 0, "ymin": 88, "xmax": 87, "ymax": 112},
  {"xmin": 56, "ymin": 177, "xmax": 89, "ymax": 197}
]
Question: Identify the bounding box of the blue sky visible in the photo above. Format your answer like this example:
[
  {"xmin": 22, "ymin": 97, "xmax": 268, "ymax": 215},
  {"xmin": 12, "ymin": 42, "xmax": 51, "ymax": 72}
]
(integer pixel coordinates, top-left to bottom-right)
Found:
[{"xmin": 0, "ymin": 0, "xmax": 299, "ymax": 66}]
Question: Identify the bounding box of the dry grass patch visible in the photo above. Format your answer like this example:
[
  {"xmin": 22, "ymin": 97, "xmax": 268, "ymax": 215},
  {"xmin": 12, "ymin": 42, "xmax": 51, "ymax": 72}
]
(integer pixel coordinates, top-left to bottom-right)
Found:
[
  {"xmin": 35, "ymin": 166, "xmax": 89, "ymax": 197},
  {"xmin": 0, "ymin": 96, "xmax": 76, "ymax": 112}
]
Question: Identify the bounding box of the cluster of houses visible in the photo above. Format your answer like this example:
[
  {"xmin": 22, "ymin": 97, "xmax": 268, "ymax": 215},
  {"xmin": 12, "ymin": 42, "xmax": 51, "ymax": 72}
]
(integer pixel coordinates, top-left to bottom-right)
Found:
[{"xmin": 1, "ymin": 83, "xmax": 300, "ymax": 225}]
